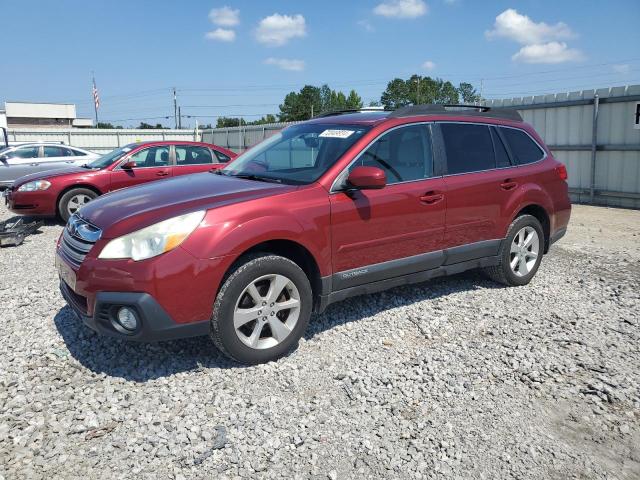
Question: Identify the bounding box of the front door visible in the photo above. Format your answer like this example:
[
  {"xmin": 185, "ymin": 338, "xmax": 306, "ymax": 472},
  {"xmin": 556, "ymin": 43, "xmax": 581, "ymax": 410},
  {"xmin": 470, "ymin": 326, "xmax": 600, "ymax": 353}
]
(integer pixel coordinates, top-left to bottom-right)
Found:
[
  {"xmin": 108, "ymin": 145, "xmax": 172, "ymax": 191},
  {"xmin": 329, "ymin": 123, "xmax": 446, "ymax": 290}
]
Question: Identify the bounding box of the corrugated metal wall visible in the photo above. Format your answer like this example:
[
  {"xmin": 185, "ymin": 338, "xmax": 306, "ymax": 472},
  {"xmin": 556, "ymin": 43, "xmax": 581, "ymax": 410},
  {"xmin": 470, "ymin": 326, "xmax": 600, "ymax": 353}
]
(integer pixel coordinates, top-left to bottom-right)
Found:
[
  {"xmin": 7, "ymin": 129, "xmax": 199, "ymax": 153},
  {"xmin": 201, "ymin": 122, "xmax": 298, "ymax": 153},
  {"xmin": 201, "ymin": 85, "xmax": 640, "ymax": 209},
  {"xmin": 485, "ymin": 85, "xmax": 640, "ymax": 208}
]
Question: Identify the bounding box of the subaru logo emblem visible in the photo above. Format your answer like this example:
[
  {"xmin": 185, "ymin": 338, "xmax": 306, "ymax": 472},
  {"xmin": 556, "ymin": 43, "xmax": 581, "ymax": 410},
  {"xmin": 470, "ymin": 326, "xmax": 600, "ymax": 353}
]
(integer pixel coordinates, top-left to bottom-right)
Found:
[{"xmin": 67, "ymin": 214, "xmax": 102, "ymax": 242}]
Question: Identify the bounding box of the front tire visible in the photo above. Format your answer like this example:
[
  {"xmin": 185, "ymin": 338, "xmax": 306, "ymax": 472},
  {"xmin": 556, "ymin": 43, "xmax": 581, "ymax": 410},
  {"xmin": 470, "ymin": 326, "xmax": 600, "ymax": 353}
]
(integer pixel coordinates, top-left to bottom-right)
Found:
[
  {"xmin": 483, "ymin": 214, "xmax": 544, "ymax": 286},
  {"xmin": 59, "ymin": 188, "xmax": 98, "ymax": 222},
  {"xmin": 210, "ymin": 254, "xmax": 312, "ymax": 364}
]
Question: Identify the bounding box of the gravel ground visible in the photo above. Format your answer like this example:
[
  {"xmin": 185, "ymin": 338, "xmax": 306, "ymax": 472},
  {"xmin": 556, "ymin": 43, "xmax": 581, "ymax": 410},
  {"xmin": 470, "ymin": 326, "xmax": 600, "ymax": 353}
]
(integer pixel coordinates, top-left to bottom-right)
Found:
[{"xmin": 1, "ymin": 204, "xmax": 639, "ymax": 479}]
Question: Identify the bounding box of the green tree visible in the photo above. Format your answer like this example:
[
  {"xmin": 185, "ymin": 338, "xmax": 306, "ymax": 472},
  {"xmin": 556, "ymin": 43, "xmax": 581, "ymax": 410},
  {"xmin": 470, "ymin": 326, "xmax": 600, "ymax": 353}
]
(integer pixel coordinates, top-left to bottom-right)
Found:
[
  {"xmin": 216, "ymin": 117, "xmax": 243, "ymax": 128},
  {"xmin": 380, "ymin": 75, "xmax": 479, "ymax": 108},
  {"xmin": 345, "ymin": 90, "xmax": 363, "ymax": 109},
  {"xmin": 278, "ymin": 85, "xmax": 322, "ymax": 121},
  {"xmin": 458, "ymin": 82, "xmax": 482, "ymax": 104},
  {"xmin": 96, "ymin": 122, "xmax": 116, "ymax": 129},
  {"xmin": 137, "ymin": 122, "xmax": 167, "ymax": 129}
]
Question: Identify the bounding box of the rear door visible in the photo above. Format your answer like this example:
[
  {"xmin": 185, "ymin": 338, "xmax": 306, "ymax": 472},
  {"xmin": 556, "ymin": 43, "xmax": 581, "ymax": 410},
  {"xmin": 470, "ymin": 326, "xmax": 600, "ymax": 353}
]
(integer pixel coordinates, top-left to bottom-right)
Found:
[
  {"xmin": 108, "ymin": 145, "xmax": 172, "ymax": 191},
  {"xmin": 172, "ymin": 144, "xmax": 220, "ymax": 177},
  {"xmin": 329, "ymin": 123, "xmax": 446, "ymax": 289},
  {"xmin": 439, "ymin": 122, "xmax": 513, "ymax": 254},
  {"xmin": 0, "ymin": 145, "xmax": 49, "ymax": 184}
]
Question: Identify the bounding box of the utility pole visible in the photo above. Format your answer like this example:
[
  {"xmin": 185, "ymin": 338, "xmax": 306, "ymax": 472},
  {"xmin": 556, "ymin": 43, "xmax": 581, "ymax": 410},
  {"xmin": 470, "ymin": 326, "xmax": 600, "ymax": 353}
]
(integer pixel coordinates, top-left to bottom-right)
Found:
[
  {"xmin": 311, "ymin": 104, "xmax": 314, "ymax": 118},
  {"xmin": 479, "ymin": 79, "xmax": 484, "ymax": 105},
  {"xmin": 178, "ymin": 106, "xmax": 182, "ymax": 129},
  {"xmin": 173, "ymin": 87, "xmax": 178, "ymax": 129},
  {"xmin": 415, "ymin": 77, "xmax": 420, "ymax": 105}
]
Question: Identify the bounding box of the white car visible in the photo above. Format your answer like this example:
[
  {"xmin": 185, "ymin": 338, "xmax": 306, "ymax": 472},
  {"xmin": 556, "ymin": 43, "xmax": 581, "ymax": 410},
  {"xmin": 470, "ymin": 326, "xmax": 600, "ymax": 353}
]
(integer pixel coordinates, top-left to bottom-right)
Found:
[{"xmin": 0, "ymin": 142, "xmax": 100, "ymax": 188}]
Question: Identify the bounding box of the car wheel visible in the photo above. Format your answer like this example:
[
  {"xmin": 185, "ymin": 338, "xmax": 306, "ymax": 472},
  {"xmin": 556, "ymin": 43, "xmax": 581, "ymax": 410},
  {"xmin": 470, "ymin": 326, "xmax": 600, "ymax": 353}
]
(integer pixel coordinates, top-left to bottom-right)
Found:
[
  {"xmin": 483, "ymin": 214, "xmax": 544, "ymax": 286},
  {"xmin": 58, "ymin": 188, "xmax": 98, "ymax": 222},
  {"xmin": 210, "ymin": 254, "xmax": 312, "ymax": 364}
]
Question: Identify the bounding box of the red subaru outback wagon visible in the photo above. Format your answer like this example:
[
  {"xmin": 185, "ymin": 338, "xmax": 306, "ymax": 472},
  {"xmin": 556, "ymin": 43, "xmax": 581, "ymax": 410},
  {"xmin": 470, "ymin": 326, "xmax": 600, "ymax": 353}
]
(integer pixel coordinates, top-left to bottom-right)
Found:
[
  {"xmin": 56, "ymin": 106, "xmax": 570, "ymax": 364},
  {"xmin": 6, "ymin": 141, "xmax": 236, "ymax": 221}
]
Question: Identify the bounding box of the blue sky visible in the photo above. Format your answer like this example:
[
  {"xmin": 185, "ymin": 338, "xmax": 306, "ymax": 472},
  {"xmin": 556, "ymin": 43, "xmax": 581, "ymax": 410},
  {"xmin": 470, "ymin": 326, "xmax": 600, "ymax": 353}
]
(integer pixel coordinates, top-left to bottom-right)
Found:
[{"xmin": 1, "ymin": 0, "xmax": 638, "ymax": 127}]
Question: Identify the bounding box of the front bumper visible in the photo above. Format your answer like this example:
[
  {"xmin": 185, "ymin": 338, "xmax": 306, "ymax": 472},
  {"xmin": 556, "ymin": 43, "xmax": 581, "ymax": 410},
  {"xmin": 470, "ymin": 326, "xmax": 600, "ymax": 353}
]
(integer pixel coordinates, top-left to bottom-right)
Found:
[
  {"xmin": 4, "ymin": 188, "xmax": 57, "ymax": 216},
  {"xmin": 60, "ymin": 281, "xmax": 210, "ymax": 341}
]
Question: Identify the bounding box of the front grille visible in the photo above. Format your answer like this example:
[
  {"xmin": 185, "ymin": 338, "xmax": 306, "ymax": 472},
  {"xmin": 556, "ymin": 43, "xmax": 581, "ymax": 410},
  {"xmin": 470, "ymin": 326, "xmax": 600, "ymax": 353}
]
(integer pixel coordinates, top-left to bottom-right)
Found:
[{"xmin": 59, "ymin": 215, "xmax": 102, "ymax": 268}]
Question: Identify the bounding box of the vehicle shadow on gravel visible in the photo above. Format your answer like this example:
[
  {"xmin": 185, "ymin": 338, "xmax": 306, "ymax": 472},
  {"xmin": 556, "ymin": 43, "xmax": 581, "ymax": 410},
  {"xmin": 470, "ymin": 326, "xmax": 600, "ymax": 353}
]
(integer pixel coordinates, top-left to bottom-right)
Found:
[
  {"xmin": 53, "ymin": 270, "xmax": 505, "ymax": 381},
  {"xmin": 53, "ymin": 308, "xmax": 239, "ymax": 382},
  {"xmin": 306, "ymin": 270, "xmax": 506, "ymax": 340}
]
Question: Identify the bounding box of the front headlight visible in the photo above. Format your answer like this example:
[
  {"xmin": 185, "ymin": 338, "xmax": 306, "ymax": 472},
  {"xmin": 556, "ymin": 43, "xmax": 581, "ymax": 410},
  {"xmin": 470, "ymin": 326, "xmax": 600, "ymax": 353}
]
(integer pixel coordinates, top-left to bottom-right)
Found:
[
  {"xmin": 98, "ymin": 211, "xmax": 205, "ymax": 261},
  {"xmin": 18, "ymin": 180, "xmax": 51, "ymax": 192}
]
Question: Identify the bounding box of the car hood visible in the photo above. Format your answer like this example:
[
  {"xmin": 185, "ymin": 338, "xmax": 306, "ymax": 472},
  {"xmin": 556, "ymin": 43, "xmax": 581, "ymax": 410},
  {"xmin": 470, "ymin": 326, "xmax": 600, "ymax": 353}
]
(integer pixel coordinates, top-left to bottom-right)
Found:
[
  {"xmin": 13, "ymin": 166, "xmax": 95, "ymax": 186},
  {"xmin": 78, "ymin": 173, "xmax": 296, "ymax": 238}
]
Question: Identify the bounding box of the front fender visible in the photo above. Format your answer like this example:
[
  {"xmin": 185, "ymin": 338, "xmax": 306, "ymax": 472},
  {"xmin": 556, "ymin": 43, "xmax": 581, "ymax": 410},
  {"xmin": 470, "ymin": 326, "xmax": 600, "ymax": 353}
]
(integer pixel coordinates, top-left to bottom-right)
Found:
[{"xmin": 181, "ymin": 208, "xmax": 331, "ymax": 277}]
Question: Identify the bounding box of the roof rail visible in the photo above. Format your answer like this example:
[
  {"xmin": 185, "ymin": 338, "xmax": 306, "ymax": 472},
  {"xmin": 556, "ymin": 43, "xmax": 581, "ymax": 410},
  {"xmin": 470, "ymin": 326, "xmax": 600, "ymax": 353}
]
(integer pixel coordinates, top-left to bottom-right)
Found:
[
  {"xmin": 313, "ymin": 107, "xmax": 390, "ymax": 118},
  {"xmin": 388, "ymin": 104, "xmax": 522, "ymax": 122}
]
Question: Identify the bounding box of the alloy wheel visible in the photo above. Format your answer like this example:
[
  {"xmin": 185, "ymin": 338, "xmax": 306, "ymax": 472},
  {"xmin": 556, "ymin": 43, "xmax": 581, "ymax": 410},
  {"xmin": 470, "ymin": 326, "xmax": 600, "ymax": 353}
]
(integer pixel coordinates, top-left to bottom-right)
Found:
[
  {"xmin": 509, "ymin": 226, "xmax": 539, "ymax": 277},
  {"xmin": 67, "ymin": 194, "xmax": 92, "ymax": 216},
  {"xmin": 233, "ymin": 274, "xmax": 301, "ymax": 349}
]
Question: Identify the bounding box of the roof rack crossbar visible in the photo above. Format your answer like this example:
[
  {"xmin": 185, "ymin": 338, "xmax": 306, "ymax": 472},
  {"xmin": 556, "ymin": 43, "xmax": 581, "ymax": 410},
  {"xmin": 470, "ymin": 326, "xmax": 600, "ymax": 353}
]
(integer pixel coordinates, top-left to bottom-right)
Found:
[
  {"xmin": 388, "ymin": 104, "xmax": 522, "ymax": 122},
  {"xmin": 314, "ymin": 107, "xmax": 390, "ymax": 118}
]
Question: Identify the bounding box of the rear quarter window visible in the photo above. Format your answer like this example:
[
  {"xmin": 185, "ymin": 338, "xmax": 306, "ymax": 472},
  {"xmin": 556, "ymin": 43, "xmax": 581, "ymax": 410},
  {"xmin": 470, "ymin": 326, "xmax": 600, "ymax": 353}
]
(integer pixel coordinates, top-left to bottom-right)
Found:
[{"xmin": 501, "ymin": 128, "xmax": 544, "ymax": 165}]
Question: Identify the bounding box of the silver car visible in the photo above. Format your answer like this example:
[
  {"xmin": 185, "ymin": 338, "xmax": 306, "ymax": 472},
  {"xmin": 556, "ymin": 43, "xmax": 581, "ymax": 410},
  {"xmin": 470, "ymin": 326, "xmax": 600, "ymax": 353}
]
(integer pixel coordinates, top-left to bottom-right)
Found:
[{"xmin": 0, "ymin": 142, "xmax": 100, "ymax": 188}]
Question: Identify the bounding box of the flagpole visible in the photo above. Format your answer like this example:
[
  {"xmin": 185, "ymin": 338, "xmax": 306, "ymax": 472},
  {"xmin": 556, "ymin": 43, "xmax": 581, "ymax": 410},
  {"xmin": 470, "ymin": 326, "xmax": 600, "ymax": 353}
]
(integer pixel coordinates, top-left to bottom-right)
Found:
[{"xmin": 92, "ymin": 72, "xmax": 99, "ymax": 127}]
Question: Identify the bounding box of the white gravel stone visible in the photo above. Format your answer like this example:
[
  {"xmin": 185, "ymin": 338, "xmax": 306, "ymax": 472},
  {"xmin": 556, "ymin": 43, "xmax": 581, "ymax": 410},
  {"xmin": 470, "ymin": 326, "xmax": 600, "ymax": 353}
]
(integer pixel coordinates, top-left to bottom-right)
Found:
[{"xmin": 0, "ymin": 204, "xmax": 639, "ymax": 479}]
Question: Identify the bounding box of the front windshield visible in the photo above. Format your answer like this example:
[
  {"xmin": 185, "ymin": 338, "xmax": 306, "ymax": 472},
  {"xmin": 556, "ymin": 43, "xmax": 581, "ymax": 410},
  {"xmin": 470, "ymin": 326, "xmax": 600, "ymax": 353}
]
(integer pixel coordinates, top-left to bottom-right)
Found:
[
  {"xmin": 87, "ymin": 145, "xmax": 134, "ymax": 169},
  {"xmin": 221, "ymin": 123, "xmax": 370, "ymax": 185}
]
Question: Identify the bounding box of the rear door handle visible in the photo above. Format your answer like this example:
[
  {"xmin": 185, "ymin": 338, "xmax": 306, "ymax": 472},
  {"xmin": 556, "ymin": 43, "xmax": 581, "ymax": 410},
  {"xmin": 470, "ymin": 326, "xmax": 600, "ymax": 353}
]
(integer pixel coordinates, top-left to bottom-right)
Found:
[
  {"xmin": 156, "ymin": 170, "xmax": 170, "ymax": 177},
  {"xmin": 500, "ymin": 179, "xmax": 518, "ymax": 191},
  {"xmin": 419, "ymin": 191, "xmax": 444, "ymax": 205}
]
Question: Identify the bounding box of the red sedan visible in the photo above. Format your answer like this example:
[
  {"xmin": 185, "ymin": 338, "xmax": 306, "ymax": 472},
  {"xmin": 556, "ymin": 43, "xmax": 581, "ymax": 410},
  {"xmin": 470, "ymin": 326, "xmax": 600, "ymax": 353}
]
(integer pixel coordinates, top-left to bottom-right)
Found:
[{"xmin": 5, "ymin": 141, "xmax": 236, "ymax": 221}]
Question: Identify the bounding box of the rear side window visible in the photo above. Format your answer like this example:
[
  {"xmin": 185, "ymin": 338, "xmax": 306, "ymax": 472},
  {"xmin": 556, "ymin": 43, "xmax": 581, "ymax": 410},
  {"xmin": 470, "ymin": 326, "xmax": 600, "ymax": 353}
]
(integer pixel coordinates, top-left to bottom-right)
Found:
[
  {"xmin": 43, "ymin": 146, "xmax": 67, "ymax": 157},
  {"xmin": 175, "ymin": 145, "xmax": 213, "ymax": 165},
  {"xmin": 351, "ymin": 124, "xmax": 433, "ymax": 184},
  {"xmin": 441, "ymin": 123, "xmax": 494, "ymax": 174},
  {"xmin": 71, "ymin": 148, "xmax": 87, "ymax": 156},
  {"xmin": 214, "ymin": 150, "xmax": 231, "ymax": 163},
  {"xmin": 500, "ymin": 128, "xmax": 544, "ymax": 165}
]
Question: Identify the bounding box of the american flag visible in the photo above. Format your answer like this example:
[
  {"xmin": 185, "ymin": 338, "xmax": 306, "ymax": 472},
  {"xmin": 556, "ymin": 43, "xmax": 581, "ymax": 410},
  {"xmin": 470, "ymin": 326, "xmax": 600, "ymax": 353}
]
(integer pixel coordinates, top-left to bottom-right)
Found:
[{"xmin": 92, "ymin": 79, "xmax": 100, "ymax": 110}]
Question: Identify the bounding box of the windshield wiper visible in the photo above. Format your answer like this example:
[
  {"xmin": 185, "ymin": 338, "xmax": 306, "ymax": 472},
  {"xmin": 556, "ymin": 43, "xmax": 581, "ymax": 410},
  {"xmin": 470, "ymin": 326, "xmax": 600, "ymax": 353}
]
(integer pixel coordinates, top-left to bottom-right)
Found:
[{"xmin": 227, "ymin": 173, "xmax": 283, "ymax": 184}]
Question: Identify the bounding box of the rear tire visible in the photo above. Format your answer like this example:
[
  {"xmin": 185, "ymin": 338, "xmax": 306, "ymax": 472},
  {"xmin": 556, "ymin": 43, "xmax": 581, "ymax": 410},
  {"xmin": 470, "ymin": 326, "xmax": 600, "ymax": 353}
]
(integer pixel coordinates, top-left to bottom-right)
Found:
[
  {"xmin": 58, "ymin": 188, "xmax": 98, "ymax": 222},
  {"xmin": 483, "ymin": 214, "xmax": 544, "ymax": 286},
  {"xmin": 210, "ymin": 254, "xmax": 312, "ymax": 365}
]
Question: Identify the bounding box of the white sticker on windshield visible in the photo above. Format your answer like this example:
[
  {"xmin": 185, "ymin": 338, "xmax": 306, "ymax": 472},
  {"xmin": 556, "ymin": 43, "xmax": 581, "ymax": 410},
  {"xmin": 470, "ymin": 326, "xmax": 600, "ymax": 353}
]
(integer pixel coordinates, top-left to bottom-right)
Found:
[{"xmin": 319, "ymin": 129, "xmax": 355, "ymax": 139}]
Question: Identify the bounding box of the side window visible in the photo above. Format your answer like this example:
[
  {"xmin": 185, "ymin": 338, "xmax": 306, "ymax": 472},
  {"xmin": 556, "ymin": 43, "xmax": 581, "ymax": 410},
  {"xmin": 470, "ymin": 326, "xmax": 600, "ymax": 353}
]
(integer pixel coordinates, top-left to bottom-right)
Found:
[
  {"xmin": 491, "ymin": 127, "xmax": 512, "ymax": 168},
  {"xmin": 351, "ymin": 124, "xmax": 432, "ymax": 184},
  {"xmin": 500, "ymin": 128, "xmax": 544, "ymax": 165},
  {"xmin": 11, "ymin": 146, "xmax": 40, "ymax": 159},
  {"xmin": 43, "ymin": 146, "xmax": 66, "ymax": 157},
  {"xmin": 441, "ymin": 123, "xmax": 495, "ymax": 175},
  {"xmin": 71, "ymin": 148, "xmax": 87, "ymax": 156},
  {"xmin": 127, "ymin": 146, "xmax": 170, "ymax": 167},
  {"xmin": 175, "ymin": 146, "xmax": 213, "ymax": 165},
  {"xmin": 213, "ymin": 150, "xmax": 231, "ymax": 163}
]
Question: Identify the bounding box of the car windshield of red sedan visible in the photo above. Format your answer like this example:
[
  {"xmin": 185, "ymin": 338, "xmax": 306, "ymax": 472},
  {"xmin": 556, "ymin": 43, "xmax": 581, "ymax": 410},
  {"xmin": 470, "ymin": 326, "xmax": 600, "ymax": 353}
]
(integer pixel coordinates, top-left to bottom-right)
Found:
[
  {"xmin": 220, "ymin": 123, "xmax": 370, "ymax": 185},
  {"xmin": 85, "ymin": 145, "xmax": 134, "ymax": 169}
]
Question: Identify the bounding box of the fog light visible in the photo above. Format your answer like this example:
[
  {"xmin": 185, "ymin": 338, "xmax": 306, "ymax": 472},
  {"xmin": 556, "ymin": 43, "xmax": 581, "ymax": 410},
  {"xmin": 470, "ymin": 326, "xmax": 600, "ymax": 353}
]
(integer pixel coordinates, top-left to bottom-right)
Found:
[{"xmin": 117, "ymin": 307, "xmax": 138, "ymax": 331}]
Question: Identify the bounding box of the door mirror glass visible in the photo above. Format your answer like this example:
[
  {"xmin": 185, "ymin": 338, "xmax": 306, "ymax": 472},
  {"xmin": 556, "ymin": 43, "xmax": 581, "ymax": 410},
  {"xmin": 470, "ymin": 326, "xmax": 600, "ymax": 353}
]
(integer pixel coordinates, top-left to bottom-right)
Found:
[
  {"xmin": 121, "ymin": 160, "xmax": 137, "ymax": 169},
  {"xmin": 346, "ymin": 166, "xmax": 386, "ymax": 190}
]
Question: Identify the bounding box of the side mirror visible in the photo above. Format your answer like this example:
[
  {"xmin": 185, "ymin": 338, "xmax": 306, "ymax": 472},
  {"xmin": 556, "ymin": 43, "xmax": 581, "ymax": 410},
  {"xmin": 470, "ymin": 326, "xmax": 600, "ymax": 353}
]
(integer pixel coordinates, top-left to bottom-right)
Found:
[
  {"xmin": 346, "ymin": 166, "xmax": 386, "ymax": 190},
  {"xmin": 121, "ymin": 160, "xmax": 136, "ymax": 170}
]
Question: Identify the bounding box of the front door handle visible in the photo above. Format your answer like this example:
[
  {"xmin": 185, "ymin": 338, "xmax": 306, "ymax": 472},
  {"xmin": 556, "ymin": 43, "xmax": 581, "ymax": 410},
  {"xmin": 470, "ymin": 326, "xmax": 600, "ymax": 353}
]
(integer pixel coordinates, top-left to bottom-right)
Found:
[
  {"xmin": 156, "ymin": 170, "xmax": 170, "ymax": 177},
  {"xmin": 500, "ymin": 179, "xmax": 518, "ymax": 191},
  {"xmin": 419, "ymin": 191, "xmax": 444, "ymax": 205}
]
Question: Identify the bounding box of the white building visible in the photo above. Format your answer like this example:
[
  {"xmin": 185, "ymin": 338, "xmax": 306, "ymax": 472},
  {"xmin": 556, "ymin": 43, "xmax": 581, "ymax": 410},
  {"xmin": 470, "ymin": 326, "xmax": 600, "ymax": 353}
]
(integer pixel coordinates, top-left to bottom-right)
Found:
[{"xmin": 4, "ymin": 102, "xmax": 93, "ymax": 129}]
